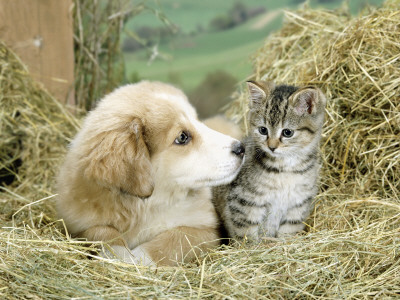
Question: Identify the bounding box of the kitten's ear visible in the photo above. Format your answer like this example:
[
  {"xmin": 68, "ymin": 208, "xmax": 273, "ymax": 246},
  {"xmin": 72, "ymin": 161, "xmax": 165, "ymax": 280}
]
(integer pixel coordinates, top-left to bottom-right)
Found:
[
  {"xmin": 246, "ymin": 81, "xmax": 275, "ymax": 107},
  {"xmin": 291, "ymin": 87, "xmax": 326, "ymax": 115}
]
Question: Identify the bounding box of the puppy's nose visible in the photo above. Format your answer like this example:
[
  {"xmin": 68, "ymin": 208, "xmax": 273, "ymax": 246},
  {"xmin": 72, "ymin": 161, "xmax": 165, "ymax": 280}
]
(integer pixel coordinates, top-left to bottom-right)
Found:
[{"xmin": 232, "ymin": 141, "xmax": 245, "ymax": 158}]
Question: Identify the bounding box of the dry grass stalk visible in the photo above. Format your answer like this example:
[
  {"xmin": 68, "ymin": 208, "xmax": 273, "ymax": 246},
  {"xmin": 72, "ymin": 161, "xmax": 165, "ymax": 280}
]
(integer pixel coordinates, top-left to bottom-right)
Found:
[
  {"xmin": 73, "ymin": 0, "xmax": 132, "ymax": 110},
  {"xmin": 1, "ymin": 1, "xmax": 400, "ymax": 298}
]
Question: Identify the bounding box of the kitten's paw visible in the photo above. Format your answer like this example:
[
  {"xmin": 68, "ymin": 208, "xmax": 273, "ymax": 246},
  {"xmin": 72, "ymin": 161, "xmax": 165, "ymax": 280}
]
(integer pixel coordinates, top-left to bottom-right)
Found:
[
  {"xmin": 277, "ymin": 223, "xmax": 305, "ymax": 238},
  {"xmin": 231, "ymin": 233, "xmax": 260, "ymax": 245}
]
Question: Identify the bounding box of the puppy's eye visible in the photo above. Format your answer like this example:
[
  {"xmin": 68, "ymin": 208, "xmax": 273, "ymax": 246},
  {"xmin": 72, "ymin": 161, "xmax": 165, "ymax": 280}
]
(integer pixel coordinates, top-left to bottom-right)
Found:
[
  {"xmin": 258, "ymin": 127, "xmax": 268, "ymax": 135},
  {"xmin": 282, "ymin": 129, "xmax": 294, "ymax": 138},
  {"xmin": 174, "ymin": 131, "xmax": 191, "ymax": 145}
]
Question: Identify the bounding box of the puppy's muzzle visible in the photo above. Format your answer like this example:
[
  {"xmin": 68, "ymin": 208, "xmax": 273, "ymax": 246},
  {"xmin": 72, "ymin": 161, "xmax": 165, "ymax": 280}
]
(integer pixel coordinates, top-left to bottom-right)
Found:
[{"xmin": 231, "ymin": 141, "xmax": 245, "ymax": 158}]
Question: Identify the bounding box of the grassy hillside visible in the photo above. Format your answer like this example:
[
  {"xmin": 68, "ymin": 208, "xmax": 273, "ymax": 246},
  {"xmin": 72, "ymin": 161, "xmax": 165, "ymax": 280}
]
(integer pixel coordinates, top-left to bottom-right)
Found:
[
  {"xmin": 125, "ymin": 13, "xmax": 283, "ymax": 91},
  {"xmin": 125, "ymin": 0, "xmax": 292, "ymax": 33},
  {"xmin": 124, "ymin": 0, "xmax": 385, "ymax": 93}
]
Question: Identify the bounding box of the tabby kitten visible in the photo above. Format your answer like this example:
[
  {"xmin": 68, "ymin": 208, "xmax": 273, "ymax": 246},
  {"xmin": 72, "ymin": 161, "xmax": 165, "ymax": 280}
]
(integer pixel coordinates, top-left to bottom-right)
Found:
[{"xmin": 213, "ymin": 81, "xmax": 326, "ymax": 241}]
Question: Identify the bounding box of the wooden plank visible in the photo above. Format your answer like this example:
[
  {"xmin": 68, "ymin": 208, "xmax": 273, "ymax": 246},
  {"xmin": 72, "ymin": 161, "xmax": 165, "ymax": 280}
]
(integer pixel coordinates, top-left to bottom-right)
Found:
[{"xmin": 0, "ymin": 0, "xmax": 75, "ymax": 105}]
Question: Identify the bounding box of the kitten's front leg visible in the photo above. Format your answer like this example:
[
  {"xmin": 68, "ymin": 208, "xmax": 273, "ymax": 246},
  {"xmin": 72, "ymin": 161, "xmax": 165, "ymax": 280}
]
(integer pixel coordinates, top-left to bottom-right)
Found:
[
  {"xmin": 223, "ymin": 205, "xmax": 261, "ymax": 242},
  {"xmin": 226, "ymin": 220, "xmax": 260, "ymax": 242},
  {"xmin": 261, "ymin": 211, "xmax": 281, "ymax": 238},
  {"xmin": 277, "ymin": 221, "xmax": 305, "ymax": 237},
  {"xmin": 276, "ymin": 199, "xmax": 312, "ymax": 237}
]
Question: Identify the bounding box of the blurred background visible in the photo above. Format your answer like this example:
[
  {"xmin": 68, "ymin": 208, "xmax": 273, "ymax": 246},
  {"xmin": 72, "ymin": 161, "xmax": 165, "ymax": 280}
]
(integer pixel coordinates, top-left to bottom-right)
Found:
[
  {"xmin": 124, "ymin": 0, "xmax": 384, "ymax": 118},
  {"xmin": 0, "ymin": 0, "xmax": 385, "ymax": 117}
]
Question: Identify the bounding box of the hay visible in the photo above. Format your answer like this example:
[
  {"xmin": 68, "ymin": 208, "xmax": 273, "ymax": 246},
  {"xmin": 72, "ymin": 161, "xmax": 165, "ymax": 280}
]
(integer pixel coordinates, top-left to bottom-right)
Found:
[
  {"xmin": 73, "ymin": 0, "xmax": 131, "ymax": 110},
  {"xmin": 0, "ymin": 42, "xmax": 79, "ymax": 195},
  {"xmin": 72, "ymin": 0, "xmax": 170, "ymax": 110},
  {"xmin": 1, "ymin": 1, "xmax": 400, "ymax": 298}
]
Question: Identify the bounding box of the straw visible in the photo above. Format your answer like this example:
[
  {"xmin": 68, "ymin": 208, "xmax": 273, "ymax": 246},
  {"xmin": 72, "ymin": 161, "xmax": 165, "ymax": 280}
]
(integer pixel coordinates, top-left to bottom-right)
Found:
[{"xmin": 1, "ymin": 1, "xmax": 400, "ymax": 298}]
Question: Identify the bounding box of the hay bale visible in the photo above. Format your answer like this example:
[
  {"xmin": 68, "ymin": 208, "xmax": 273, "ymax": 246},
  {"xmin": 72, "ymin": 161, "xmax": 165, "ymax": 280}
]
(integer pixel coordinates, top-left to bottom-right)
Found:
[{"xmin": 0, "ymin": 42, "xmax": 79, "ymax": 195}]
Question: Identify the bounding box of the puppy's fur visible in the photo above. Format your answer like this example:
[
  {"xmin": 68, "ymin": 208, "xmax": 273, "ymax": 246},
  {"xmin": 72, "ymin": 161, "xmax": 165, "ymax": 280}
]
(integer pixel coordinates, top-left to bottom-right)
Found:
[{"xmin": 56, "ymin": 81, "xmax": 244, "ymax": 266}]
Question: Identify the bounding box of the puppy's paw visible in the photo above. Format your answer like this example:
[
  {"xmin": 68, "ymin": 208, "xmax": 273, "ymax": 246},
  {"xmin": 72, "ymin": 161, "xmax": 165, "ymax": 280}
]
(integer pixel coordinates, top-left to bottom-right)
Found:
[
  {"xmin": 100, "ymin": 245, "xmax": 155, "ymax": 266},
  {"xmin": 130, "ymin": 245, "xmax": 156, "ymax": 266}
]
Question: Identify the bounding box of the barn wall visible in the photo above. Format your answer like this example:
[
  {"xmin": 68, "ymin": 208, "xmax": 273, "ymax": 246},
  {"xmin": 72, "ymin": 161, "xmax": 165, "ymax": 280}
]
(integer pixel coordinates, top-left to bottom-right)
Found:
[{"xmin": 0, "ymin": 0, "xmax": 75, "ymax": 105}]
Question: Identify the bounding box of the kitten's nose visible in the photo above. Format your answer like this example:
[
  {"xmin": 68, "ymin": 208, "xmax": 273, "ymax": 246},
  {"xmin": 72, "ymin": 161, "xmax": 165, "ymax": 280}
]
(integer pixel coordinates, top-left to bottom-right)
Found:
[
  {"xmin": 232, "ymin": 141, "xmax": 245, "ymax": 158},
  {"xmin": 267, "ymin": 139, "xmax": 279, "ymax": 152}
]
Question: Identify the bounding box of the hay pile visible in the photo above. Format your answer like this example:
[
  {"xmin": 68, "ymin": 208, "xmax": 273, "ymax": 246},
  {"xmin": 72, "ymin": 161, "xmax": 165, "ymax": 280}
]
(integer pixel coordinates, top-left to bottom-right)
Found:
[
  {"xmin": 1, "ymin": 1, "xmax": 400, "ymax": 298},
  {"xmin": 0, "ymin": 42, "xmax": 79, "ymax": 194}
]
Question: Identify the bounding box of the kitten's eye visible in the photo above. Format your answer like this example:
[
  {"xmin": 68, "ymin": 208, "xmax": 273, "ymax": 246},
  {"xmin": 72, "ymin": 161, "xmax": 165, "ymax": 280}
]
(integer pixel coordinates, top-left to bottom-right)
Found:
[
  {"xmin": 258, "ymin": 127, "xmax": 268, "ymax": 135},
  {"xmin": 174, "ymin": 131, "xmax": 191, "ymax": 145},
  {"xmin": 282, "ymin": 129, "xmax": 294, "ymax": 138}
]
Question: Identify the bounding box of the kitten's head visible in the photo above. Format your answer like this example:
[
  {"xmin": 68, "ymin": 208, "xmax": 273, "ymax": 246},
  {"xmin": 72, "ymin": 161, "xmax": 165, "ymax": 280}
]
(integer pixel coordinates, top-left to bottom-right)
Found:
[{"xmin": 246, "ymin": 81, "xmax": 326, "ymax": 158}]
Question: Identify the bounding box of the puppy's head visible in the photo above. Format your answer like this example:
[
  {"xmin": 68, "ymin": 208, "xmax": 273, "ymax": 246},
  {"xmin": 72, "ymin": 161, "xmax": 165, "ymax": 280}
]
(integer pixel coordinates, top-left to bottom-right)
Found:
[
  {"xmin": 148, "ymin": 116, "xmax": 244, "ymax": 188},
  {"xmin": 72, "ymin": 81, "xmax": 244, "ymax": 196},
  {"xmin": 141, "ymin": 87, "xmax": 244, "ymax": 189}
]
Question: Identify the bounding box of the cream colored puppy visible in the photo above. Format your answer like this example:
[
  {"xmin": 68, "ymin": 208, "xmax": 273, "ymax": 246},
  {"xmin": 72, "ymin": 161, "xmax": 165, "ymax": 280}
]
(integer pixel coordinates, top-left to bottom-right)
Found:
[{"xmin": 56, "ymin": 81, "xmax": 245, "ymax": 266}]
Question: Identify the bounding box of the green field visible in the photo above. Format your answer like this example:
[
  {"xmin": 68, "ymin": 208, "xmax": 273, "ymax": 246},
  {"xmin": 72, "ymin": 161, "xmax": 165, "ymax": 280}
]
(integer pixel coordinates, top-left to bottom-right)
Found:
[
  {"xmin": 124, "ymin": 0, "xmax": 385, "ymax": 93},
  {"xmin": 126, "ymin": 0, "xmax": 292, "ymax": 33},
  {"xmin": 125, "ymin": 13, "xmax": 283, "ymax": 91}
]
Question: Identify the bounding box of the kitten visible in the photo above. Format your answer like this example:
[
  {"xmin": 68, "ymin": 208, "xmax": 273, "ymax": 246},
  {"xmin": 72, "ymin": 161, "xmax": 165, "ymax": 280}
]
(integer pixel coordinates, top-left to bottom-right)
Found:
[{"xmin": 213, "ymin": 81, "xmax": 326, "ymax": 241}]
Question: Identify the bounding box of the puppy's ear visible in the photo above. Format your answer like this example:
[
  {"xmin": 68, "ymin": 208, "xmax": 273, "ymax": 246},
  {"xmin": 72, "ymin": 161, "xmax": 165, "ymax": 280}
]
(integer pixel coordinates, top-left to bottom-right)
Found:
[
  {"xmin": 290, "ymin": 86, "xmax": 326, "ymax": 115},
  {"xmin": 81, "ymin": 118, "xmax": 154, "ymax": 198}
]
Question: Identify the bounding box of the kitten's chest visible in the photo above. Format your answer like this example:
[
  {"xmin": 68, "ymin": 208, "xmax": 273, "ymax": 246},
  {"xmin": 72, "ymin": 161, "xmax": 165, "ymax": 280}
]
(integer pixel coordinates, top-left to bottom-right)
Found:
[{"xmin": 256, "ymin": 171, "xmax": 315, "ymax": 209}]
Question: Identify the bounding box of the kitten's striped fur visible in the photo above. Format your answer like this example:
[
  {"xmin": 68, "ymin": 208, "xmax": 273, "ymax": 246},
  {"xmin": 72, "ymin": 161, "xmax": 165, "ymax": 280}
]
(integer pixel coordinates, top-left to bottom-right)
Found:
[{"xmin": 213, "ymin": 81, "xmax": 326, "ymax": 241}]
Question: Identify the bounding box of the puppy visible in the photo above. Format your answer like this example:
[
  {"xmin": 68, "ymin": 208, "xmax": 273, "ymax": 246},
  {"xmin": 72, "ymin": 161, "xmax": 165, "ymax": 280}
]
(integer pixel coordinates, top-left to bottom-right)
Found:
[{"xmin": 56, "ymin": 81, "xmax": 245, "ymax": 266}]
